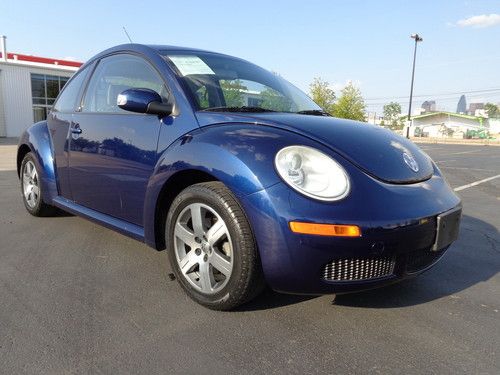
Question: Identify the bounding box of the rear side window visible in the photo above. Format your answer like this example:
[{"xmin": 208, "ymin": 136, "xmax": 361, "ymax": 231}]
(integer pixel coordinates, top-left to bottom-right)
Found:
[
  {"xmin": 82, "ymin": 54, "xmax": 168, "ymax": 113},
  {"xmin": 53, "ymin": 66, "xmax": 90, "ymax": 113}
]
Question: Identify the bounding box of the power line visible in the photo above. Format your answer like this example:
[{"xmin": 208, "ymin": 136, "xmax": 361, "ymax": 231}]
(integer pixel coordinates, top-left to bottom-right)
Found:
[
  {"xmin": 364, "ymin": 87, "xmax": 500, "ymax": 101},
  {"xmin": 364, "ymin": 92, "xmax": 500, "ymax": 107}
]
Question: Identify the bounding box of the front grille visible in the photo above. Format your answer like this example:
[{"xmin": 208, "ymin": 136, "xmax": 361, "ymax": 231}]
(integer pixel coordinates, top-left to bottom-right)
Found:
[
  {"xmin": 406, "ymin": 247, "xmax": 447, "ymax": 273},
  {"xmin": 322, "ymin": 255, "xmax": 396, "ymax": 282}
]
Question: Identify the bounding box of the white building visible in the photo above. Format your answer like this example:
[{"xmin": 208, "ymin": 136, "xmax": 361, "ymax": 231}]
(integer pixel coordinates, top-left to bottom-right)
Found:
[
  {"xmin": 410, "ymin": 112, "xmax": 487, "ymax": 138},
  {"xmin": 0, "ymin": 36, "xmax": 81, "ymax": 137}
]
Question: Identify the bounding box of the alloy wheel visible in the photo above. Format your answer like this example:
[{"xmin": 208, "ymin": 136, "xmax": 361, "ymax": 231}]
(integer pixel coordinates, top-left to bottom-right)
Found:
[
  {"xmin": 173, "ymin": 202, "xmax": 234, "ymax": 294},
  {"xmin": 22, "ymin": 160, "xmax": 40, "ymax": 209}
]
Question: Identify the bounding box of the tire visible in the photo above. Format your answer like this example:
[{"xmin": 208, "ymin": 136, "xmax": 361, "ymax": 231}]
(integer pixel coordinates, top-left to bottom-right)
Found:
[
  {"xmin": 166, "ymin": 181, "xmax": 265, "ymax": 310},
  {"xmin": 20, "ymin": 152, "xmax": 57, "ymax": 217}
]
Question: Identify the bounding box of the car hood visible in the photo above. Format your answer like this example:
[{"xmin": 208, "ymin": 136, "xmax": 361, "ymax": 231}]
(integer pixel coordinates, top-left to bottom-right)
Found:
[{"xmin": 196, "ymin": 112, "xmax": 433, "ymax": 184}]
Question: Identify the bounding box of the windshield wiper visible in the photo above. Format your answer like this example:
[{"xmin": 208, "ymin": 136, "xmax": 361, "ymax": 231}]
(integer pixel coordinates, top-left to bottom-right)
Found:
[
  {"xmin": 202, "ymin": 106, "xmax": 277, "ymax": 113},
  {"xmin": 295, "ymin": 109, "xmax": 331, "ymax": 116}
]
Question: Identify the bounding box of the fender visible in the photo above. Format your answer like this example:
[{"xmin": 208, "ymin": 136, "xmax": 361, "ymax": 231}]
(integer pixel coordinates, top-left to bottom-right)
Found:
[
  {"xmin": 17, "ymin": 121, "xmax": 58, "ymax": 204},
  {"xmin": 142, "ymin": 123, "xmax": 323, "ymax": 249}
]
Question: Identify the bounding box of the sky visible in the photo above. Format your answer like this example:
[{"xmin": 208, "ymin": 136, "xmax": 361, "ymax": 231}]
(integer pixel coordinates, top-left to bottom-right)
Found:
[{"xmin": 2, "ymin": 0, "xmax": 500, "ymax": 115}]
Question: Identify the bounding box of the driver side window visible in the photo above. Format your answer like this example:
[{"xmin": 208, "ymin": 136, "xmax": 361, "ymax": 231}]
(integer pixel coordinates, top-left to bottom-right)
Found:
[{"xmin": 82, "ymin": 54, "xmax": 168, "ymax": 113}]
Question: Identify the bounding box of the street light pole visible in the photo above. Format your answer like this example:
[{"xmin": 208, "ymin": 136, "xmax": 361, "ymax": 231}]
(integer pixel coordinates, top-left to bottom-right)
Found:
[{"xmin": 407, "ymin": 33, "xmax": 423, "ymax": 138}]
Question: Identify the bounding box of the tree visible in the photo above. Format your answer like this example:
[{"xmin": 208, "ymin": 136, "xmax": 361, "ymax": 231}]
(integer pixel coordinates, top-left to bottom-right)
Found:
[
  {"xmin": 309, "ymin": 77, "xmax": 336, "ymax": 114},
  {"xmin": 485, "ymin": 102, "xmax": 500, "ymax": 118},
  {"xmin": 260, "ymin": 87, "xmax": 293, "ymax": 112},
  {"xmin": 220, "ymin": 79, "xmax": 246, "ymax": 107},
  {"xmin": 383, "ymin": 102, "xmax": 404, "ymax": 130},
  {"xmin": 333, "ymin": 82, "xmax": 366, "ymax": 121}
]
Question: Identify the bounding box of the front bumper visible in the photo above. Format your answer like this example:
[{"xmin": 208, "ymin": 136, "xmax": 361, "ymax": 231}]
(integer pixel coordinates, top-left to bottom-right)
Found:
[{"xmin": 239, "ymin": 167, "xmax": 462, "ymax": 295}]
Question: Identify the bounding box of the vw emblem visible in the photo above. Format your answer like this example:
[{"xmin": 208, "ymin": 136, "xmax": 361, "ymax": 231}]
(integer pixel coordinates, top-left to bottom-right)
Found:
[{"xmin": 403, "ymin": 152, "xmax": 419, "ymax": 172}]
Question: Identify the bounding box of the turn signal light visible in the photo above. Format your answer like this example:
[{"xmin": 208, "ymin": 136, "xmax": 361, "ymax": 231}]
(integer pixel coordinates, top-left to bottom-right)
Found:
[{"xmin": 289, "ymin": 222, "xmax": 361, "ymax": 237}]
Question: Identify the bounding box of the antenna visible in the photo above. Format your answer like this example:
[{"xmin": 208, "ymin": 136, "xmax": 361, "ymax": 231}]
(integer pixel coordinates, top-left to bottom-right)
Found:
[{"xmin": 122, "ymin": 27, "xmax": 133, "ymax": 43}]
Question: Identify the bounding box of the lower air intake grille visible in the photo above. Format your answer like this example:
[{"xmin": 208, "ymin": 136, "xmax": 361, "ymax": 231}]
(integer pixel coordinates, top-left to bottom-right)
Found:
[
  {"xmin": 406, "ymin": 247, "xmax": 447, "ymax": 273},
  {"xmin": 322, "ymin": 255, "xmax": 396, "ymax": 282}
]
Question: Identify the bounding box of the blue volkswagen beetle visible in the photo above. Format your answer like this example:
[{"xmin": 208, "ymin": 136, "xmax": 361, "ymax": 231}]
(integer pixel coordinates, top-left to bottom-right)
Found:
[{"xmin": 17, "ymin": 44, "xmax": 461, "ymax": 310}]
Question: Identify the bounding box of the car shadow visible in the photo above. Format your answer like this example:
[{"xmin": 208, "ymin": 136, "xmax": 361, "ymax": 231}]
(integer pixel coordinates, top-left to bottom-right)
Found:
[
  {"xmin": 236, "ymin": 287, "xmax": 317, "ymax": 311},
  {"xmin": 51, "ymin": 208, "xmax": 74, "ymax": 217},
  {"xmin": 239, "ymin": 214, "xmax": 498, "ymax": 311}
]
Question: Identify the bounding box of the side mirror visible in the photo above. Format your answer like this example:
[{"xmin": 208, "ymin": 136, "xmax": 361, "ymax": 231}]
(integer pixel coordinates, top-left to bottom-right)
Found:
[{"xmin": 117, "ymin": 88, "xmax": 173, "ymax": 117}]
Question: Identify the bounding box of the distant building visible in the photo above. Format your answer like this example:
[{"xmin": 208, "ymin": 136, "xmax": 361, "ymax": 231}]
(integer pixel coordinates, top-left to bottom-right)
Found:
[
  {"xmin": 366, "ymin": 112, "xmax": 383, "ymax": 125},
  {"xmin": 456, "ymin": 95, "xmax": 467, "ymax": 114},
  {"xmin": 474, "ymin": 109, "xmax": 487, "ymax": 118},
  {"xmin": 490, "ymin": 119, "xmax": 500, "ymax": 135},
  {"xmin": 421, "ymin": 100, "xmax": 436, "ymax": 112},
  {"xmin": 410, "ymin": 111, "xmax": 486, "ymax": 138},
  {"xmin": 413, "ymin": 107, "xmax": 425, "ymax": 116},
  {"xmin": 468, "ymin": 102, "xmax": 484, "ymax": 116}
]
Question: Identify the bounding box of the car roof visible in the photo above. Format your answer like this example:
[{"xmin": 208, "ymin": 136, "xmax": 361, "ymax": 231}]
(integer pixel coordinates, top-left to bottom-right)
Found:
[
  {"xmin": 82, "ymin": 43, "xmax": 241, "ymax": 69},
  {"xmin": 146, "ymin": 44, "xmax": 216, "ymax": 54},
  {"xmin": 81, "ymin": 43, "xmax": 249, "ymax": 72}
]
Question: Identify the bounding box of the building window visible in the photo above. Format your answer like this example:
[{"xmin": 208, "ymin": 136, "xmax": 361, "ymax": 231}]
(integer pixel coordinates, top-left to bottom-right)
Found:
[{"xmin": 30, "ymin": 74, "xmax": 70, "ymax": 122}]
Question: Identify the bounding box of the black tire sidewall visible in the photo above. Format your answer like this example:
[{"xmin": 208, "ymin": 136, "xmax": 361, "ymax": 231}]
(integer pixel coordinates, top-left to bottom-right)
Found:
[{"xmin": 166, "ymin": 184, "xmax": 253, "ymax": 308}]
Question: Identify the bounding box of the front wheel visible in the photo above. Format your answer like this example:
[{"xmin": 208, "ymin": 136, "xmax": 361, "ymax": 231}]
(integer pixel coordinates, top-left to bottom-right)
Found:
[
  {"xmin": 166, "ymin": 182, "xmax": 265, "ymax": 310},
  {"xmin": 20, "ymin": 152, "xmax": 56, "ymax": 217}
]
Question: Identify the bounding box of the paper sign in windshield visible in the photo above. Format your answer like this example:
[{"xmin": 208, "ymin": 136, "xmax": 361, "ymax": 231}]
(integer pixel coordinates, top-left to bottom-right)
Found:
[{"xmin": 169, "ymin": 56, "xmax": 215, "ymax": 76}]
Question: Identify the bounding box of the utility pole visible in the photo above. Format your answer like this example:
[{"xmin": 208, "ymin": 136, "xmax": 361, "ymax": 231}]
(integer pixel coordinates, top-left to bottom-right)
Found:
[{"xmin": 407, "ymin": 33, "xmax": 423, "ymax": 138}]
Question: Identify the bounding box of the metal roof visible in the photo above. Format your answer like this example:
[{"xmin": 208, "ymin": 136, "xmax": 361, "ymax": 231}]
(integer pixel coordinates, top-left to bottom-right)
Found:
[
  {"xmin": 0, "ymin": 52, "xmax": 82, "ymax": 68},
  {"xmin": 412, "ymin": 111, "xmax": 481, "ymax": 122}
]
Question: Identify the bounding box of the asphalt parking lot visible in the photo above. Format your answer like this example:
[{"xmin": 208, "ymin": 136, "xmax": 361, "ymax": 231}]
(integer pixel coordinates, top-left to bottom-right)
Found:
[{"xmin": 0, "ymin": 139, "xmax": 498, "ymax": 374}]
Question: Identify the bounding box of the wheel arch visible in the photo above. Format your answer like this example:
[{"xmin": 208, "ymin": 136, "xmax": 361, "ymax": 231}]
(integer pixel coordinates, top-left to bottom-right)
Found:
[
  {"xmin": 153, "ymin": 169, "xmax": 219, "ymax": 250},
  {"xmin": 143, "ymin": 123, "xmax": 315, "ymax": 250},
  {"xmin": 17, "ymin": 143, "xmax": 32, "ymax": 177},
  {"xmin": 16, "ymin": 121, "xmax": 58, "ymax": 204}
]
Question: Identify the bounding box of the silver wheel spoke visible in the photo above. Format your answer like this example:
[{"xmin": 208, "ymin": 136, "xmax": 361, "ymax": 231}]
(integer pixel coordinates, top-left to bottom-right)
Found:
[
  {"xmin": 210, "ymin": 250, "xmax": 232, "ymax": 277},
  {"xmin": 198, "ymin": 261, "xmax": 212, "ymax": 293},
  {"xmin": 175, "ymin": 222, "xmax": 196, "ymax": 248},
  {"xmin": 206, "ymin": 219, "xmax": 226, "ymax": 247},
  {"xmin": 174, "ymin": 202, "xmax": 234, "ymax": 295},
  {"xmin": 179, "ymin": 250, "xmax": 198, "ymax": 275},
  {"xmin": 190, "ymin": 204, "xmax": 205, "ymax": 237},
  {"xmin": 32, "ymin": 185, "xmax": 40, "ymax": 198}
]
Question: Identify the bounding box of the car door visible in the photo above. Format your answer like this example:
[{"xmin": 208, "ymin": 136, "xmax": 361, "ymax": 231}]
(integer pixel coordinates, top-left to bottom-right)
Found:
[
  {"xmin": 68, "ymin": 53, "xmax": 171, "ymax": 225},
  {"xmin": 47, "ymin": 64, "xmax": 92, "ymax": 198}
]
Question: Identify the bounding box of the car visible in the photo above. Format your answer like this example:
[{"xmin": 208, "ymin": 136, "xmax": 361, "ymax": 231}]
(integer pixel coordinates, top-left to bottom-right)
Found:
[{"xmin": 17, "ymin": 44, "xmax": 462, "ymax": 310}]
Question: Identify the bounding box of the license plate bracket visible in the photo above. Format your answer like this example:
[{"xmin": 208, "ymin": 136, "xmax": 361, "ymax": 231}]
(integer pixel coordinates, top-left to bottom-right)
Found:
[{"xmin": 431, "ymin": 206, "xmax": 461, "ymax": 251}]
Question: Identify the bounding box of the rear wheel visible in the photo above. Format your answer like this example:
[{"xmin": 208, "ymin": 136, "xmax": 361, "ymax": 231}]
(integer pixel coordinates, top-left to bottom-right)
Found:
[
  {"xmin": 20, "ymin": 152, "xmax": 56, "ymax": 217},
  {"xmin": 166, "ymin": 182, "xmax": 265, "ymax": 310}
]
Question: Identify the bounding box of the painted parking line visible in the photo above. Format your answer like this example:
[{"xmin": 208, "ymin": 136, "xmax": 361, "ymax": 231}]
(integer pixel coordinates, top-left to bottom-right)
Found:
[
  {"xmin": 441, "ymin": 166, "xmax": 497, "ymax": 172},
  {"xmin": 446, "ymin": 150, "xmax": 484, "ymax": 156},
  {"xmin": 435, "ymin": 160, "xmax": 457, "ymax": 164},
  {"xmin": 453, "ymin": 174, "xmax": 500, "ymax": 192}
]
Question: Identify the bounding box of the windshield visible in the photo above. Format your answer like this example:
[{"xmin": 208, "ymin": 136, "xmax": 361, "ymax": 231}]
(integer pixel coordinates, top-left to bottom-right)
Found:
[{"xmin": 161, "ymin": 51, "xmax": 322, "ymax": 113}]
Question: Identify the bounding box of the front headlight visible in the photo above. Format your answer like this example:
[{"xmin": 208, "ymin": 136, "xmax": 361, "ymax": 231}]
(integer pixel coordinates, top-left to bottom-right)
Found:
[{"xmin": 275, "ymin": 145, "xmax": 350, "ymax": 201}]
